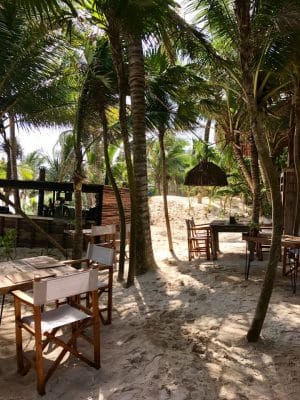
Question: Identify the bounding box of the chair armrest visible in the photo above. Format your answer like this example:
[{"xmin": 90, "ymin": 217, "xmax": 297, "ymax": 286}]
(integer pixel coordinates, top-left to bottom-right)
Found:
[
  {"xmin": 191, "ymin": 226, "xmax": 210, "ymax": 232},
  {"xmin": 62, "ymin": 258, "xmax": 90, "ymax": 267},
  {"xmin": 90, "ymin": 262, "xmax": 113, "ymax": 272},
  {"xmin": 193, "ymin": 224, "xmax": 210, "ymax": 228},
  {"xmin": 11, "ymin": 290, "xmax": 34, "ymax": 306}
]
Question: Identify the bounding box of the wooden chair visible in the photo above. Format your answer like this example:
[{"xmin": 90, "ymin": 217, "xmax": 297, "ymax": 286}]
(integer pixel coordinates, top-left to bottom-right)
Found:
[
  {"xmin": 12, "ymin": 269, "xmax": 100, "ymax": 396},
  {"xmin": 64, "ymin": 244, "xmax": 115, "ymax": 325},
  {"xmin": 84, "ymin": 224, "xmax": 116, "ymax": 250},
  {"xmin": 185, "ymin": 219, "xmax": 211, "ymax": 261},
  {"xmin": 282, "ymin": 247, "xmax": 300, "ymax": 293},
  {"xmin": 256, "ymin": 224, "xmax": 272, "ymax": 260}
]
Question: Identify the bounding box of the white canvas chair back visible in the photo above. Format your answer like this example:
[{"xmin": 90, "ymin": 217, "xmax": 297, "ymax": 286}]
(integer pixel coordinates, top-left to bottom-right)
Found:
[
  {"xmin": 91, "ymin": 224, "xmax": 116, "ymax": 236},
  {"xmin": 33, "ymin": 269, "xmax": 98, "ymax": 306},
  {"xmin": 86, "ymin": 243, "xmax": 115, "ymax": 266}
]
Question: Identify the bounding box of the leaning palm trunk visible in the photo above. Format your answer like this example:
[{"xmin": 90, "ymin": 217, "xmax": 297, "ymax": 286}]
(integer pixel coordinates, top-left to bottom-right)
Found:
[
  {"xmin": 246, "ymin": 104, "xmax": 283, "ymax": 342},
  {"xmin": 235, "ymin": 0, "xmax": 283, "ymax": 342},
  {"xmin": 249, "ymin": 135, "xmax": 260, "ymax": 224},
  {"xmin": 105, "ymin": 14, "xmax": 137, "ymax": 284},
  {"xmin": 127, "ymin": 35, "xmax": 157, "ymax": 274},
  {"xmin": 293, "ymin": 68, "xmax": 300, "ymax": 234},
  {"xmin": 159, "ymin": 127, "xmax": 175, "ymax": 256},
  {"xmin": 0, "ymin": 193, "xmax": 66, "ymax": 256},
  {"xmin": 100, "ymin": 107, "xmax": 127, "ymax": 281}
]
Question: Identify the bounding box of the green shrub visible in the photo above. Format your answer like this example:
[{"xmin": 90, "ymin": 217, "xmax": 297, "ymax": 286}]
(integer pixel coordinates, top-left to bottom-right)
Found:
[{"xmin": 0, "ymin": 229, "xmax": 17, "ymax": 259}]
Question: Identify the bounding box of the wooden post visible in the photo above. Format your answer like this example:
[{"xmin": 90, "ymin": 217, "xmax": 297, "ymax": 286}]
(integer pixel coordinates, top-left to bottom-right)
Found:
[
  {"xmin": 37, "ymin": 167, "xmax": 46, "ymax": 216},
  {"xmin": 281, "ymin": 168, "xmax": 296, "ymax": 234}
]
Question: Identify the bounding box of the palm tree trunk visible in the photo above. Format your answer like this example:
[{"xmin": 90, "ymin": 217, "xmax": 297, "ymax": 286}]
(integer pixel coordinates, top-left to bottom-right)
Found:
[
  {"xmin": 249, "ymin": 134, "xmax": 260, "ymax": 224},
  {"xmin": 9, "ymin": 114, "xmax": 20, "ymax": 208},
  {"xmin": 127, "ymin": 35, "xmax": 157, "ymax": 274},
  {"xmin": 100, "ymin": 107, "xmax": 127, "ymax": 281},
  {"xmin": 204, "ymin": 119, "xmax": 211, "ymax": 142},
  {"xmin": 246, "ymin": 103, "xmax": 283, "ymax": 342},
  {"xmin": 158, "ymin": 127, "xmax": 175, "ymax": 255},
  {"xmin": 235, "ymin": 0, "xmax": 283, "ymax": 342},
  {"xmin": 293, "ymin": 67, "xmax": 300, "ymax": 234},
  {"xmin": 105, "ymin": 14, "xmax": 137, "ymax": 285},
  {"xmin": 72, "ymin": 78, "xmax": 89, "ymax": 259}
]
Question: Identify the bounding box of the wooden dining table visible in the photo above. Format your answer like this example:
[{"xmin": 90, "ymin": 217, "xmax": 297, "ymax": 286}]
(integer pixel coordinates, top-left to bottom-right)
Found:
[
  {"xmin": 210, "ymin": 220, "xmax": 250, "ymax": 260},
  {"xmin": 0, "ymin": 256, "xmax": 76, "ymax": 324},
  {"xmin": 243, "ymin": 233, "xmax": 300, "ymax": 292}
]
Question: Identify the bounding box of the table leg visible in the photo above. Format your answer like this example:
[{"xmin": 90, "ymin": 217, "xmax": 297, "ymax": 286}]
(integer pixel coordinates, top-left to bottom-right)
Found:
[
  {"xmin": 211, "ymin": 229, "xmax": 218, "ymax": 260},
  {"xmin": 0, "ymin": 294, "xmax": 5, "ymax": 325},
  {"xmin": 290, "ymin": 252, "xmax": 299, "ymax": 294},
  {"xmin": 245, "ymin": 241, "xmax": 252, "ymax": 280}
]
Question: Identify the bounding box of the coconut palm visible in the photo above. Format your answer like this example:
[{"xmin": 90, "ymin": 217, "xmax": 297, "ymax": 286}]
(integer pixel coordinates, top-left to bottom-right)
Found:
[
  {"xmin": 0, "ymin": 1, "xmax": 77, "ymax": 208},
  {"xmin": 188, "ymin": 0, "xmax": 300, "ymax": 341}
]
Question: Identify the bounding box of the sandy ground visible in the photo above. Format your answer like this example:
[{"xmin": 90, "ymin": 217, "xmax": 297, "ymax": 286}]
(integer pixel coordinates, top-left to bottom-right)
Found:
[{"xmin": 0, "ymin": 195, "xmax": 299, "ymax": 400}]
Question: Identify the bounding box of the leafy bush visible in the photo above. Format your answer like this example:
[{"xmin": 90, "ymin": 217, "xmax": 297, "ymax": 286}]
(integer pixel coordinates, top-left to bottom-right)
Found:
[{"xmin": 0, "ymin": 229, "xmax": 17, "ymax": 259}]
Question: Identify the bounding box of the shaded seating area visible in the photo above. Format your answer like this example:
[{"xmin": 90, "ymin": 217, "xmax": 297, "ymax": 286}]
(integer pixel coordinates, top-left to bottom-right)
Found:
[
  {"xmin": 185, "ymin": 218, "xmax": 211, "ymax": 261},
  {"xmin": 243, "ymin": 233, "xmax": 300, "ymax": 292},
  {"xmin": 12, "ymin": 269, "xmax": 100, "ymax": 396}
]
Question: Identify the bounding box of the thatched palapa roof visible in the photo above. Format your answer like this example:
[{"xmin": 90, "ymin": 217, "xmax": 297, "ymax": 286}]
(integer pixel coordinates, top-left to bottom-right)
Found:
[{"xmin": 184, "ymin": 161, "xmax": 228, "ymax": 186}]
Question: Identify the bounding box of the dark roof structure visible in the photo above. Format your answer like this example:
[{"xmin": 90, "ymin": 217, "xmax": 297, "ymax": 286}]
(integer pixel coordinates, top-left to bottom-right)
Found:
[{"xmin": 184, "ymin": 161, "xmax": 228, "ymax": 186}]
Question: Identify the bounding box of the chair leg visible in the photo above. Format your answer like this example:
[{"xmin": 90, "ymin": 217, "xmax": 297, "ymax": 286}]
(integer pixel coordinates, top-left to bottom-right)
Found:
[
  {"xmin": 206, "ymin": 239, "xmax": 210, "ymax": 260},
  {"xmin": 34, "ymin": 310, "xmax": 46, "ymax": 396},
  {"xmin": 283, "ymin": 247, "xmax": 288, "ymax": 275},
  {"xmin": 14, "ymin": 297, "xmax": 26, "ymax": 374},
  {"xmin": 0, "ymin": 294, "xmax": 5, "ymax": 325},
  {"xmin": 106, "ymin": 272, "xmax": 113, "ymax": 325},
  {"xmin": 91, "ymin": 291, "xmax": 101, "ymax": 368}
]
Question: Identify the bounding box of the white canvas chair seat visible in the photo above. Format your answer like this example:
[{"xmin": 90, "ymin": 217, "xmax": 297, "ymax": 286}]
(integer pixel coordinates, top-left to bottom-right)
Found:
[
  {"xmin": 22, "ymin": 304, "xmax": 90, "ymax": 333},
  {"xmin": 12, "ymin": 269, "xmax": 100, "ymax": 396}
]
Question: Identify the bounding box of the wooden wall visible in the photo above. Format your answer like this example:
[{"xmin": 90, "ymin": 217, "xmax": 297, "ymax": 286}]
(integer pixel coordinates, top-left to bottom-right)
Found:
[{"xmin": 101, "ymin": 186, "xmax": 131, "ymax": 226}]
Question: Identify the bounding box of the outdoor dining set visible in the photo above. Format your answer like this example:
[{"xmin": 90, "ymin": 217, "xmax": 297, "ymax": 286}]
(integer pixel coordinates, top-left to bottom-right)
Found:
[
  {"xmin": 0, "ymin": 222, "xmax": 131, "ymax": 395},
  {"xmin": 185, "ymin": 218, "xmax": 300, "ymax": 294}
]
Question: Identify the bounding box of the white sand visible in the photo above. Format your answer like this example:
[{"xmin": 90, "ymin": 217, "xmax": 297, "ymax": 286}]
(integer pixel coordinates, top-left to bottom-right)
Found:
[{"xmin": 0, "ymin": 196, "xmax": 299, "ymax": 400}]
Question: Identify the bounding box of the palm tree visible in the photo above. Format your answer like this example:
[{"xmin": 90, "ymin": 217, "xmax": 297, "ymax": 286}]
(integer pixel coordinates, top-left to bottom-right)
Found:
[
  {"xmin": 189, "ymin": 0, "xmax": 300, "ymax": 341},
  {"xmin": 145, "ymin": 48, "xmax": 206, "ymax": 254},
  {"xmin": 0, "ymin": 0, "xmax": 77, "ymax": 207},
  {"xmin": 90, "ymin": 0, "xmax": 190, "ymax": 283},
  {"xmin": 45, "ymin": 131, "xmax": 75, "ymax": 182}
]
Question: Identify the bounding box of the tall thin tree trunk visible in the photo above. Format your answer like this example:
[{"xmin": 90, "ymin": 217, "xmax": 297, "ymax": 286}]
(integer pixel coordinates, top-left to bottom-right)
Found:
[
  {"xmin": 158, "ymin": 127, "xmax": 175, "ymax": 256},
  {"xmin": 249, "ymin": 134, "xmax": 260, "ymax": 224},
  {"xmin": 100, "ymin": 107, "xmax": 127, "ymax": 281},
  {"xmin": 204, "ymin": 119, "xmax": 211, "ymax": 142},
  {"xmin": 105, "ymin": 13, "xmax": 137, "ymax": 285},
  {"xmin": 9, "ymin": 114, "xmax": 20, "ymax": 208},
  {"xmin": 127, "ymin": 35, "xmax": 157, "ymax": 274},
  {"xmin": 235, "ymin": 0, "xmax": 283, "ymax": 342},
  {"xmin": 293, "ymin": 67, "xmax": 300, "ymax": 234},
  {"xmin": 72, "ymin": 77, "xmax": 89, "ymax": 259}
]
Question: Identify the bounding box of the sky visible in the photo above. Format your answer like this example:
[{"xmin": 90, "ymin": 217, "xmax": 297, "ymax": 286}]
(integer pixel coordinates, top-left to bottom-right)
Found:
[{"xmin": 16, "ymin": 126, "xmax": 64, "ymax": 157}]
